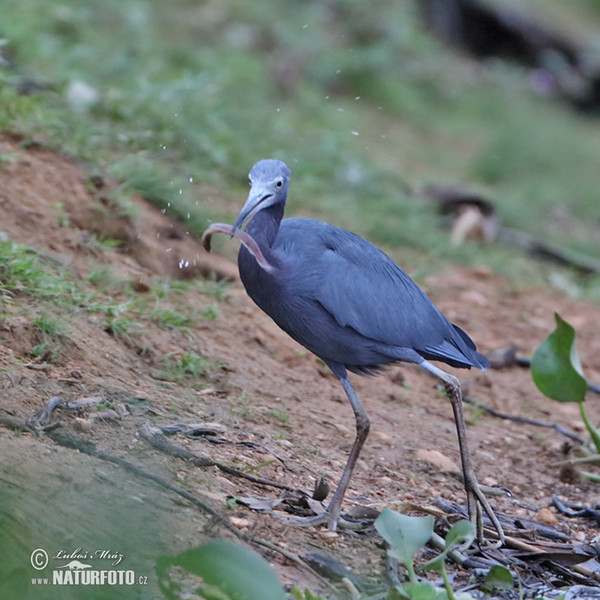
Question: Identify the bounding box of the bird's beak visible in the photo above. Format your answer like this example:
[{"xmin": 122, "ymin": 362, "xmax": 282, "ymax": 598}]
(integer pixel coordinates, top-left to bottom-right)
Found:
[{"xmin": 232, "ymin": 186, "xmax": 273, "ymax": 232}]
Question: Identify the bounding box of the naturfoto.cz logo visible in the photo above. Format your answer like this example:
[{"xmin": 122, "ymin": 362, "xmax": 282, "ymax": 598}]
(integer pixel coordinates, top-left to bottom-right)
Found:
[{"xmin": 29, "ymin": 548, "xmax": 149, "ymax": 587}]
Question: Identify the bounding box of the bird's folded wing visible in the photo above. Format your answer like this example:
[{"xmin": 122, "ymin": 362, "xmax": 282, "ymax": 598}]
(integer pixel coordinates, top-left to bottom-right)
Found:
[{"xmin": 314, "ymin": 236, "xmax": 454, "ymax": 353}]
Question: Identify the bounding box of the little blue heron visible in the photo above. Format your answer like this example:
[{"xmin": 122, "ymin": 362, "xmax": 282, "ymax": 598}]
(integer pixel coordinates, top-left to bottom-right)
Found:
[{"xmin": 203, "ymin": 159, "xmax": 504, "ymax": 542}]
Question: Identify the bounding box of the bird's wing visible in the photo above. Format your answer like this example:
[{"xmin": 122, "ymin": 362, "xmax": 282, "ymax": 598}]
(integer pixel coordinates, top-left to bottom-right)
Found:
[{"xmin": 301, "ymin": 223, "xmax": 477, "ymax": 365}]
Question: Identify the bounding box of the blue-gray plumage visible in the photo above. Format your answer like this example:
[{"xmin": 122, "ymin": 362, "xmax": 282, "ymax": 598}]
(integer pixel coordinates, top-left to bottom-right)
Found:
[
  {"xmin": 238, "ymin": 215, "xmax": 487, "ymax": 374},
  {"xmin": 203, "ymin": 159, "xmax": 503, "ymax": 542}
]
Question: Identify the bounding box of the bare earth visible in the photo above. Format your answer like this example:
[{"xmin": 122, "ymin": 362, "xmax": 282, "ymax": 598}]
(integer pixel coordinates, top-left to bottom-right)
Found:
[{"xmin": 0, "ymin": 133, "xmax": 599, "ymax": 596}]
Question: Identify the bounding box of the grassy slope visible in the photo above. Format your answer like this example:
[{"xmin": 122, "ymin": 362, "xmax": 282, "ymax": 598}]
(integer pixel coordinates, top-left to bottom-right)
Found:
[{"xmin": 1, "ymin": 0, "xmax": 600, "ymax": 295}]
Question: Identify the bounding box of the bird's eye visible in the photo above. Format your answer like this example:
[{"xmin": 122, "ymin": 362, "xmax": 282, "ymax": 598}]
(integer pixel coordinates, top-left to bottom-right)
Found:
[
  {"xmin": 248, "ymin": 176, "xmax": 252, "ymax": 186},
  {"xmin": 275, "ymin": 179, "xmax": 283, "ymax": 189}
]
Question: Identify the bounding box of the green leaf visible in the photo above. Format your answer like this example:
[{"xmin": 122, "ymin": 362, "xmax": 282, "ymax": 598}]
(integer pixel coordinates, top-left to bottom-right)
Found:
[
  {"xmin": 375, "ymin": 508, "xmax": 434, "ymax": 564},
  {"xmin": 531, "ymin": 312, "xmax": 587, "ymax": 403},
  {"xmin": 422, "ymin": 555, "xmax": 445, "ymax": 572},
  {"xmin": 156, "ymin": 540, "xmax": 286, "ymax": 600},
  {"xmin": 482, "ymin": 565, "xmax": 513, "ymax": 592},
  {"xmin": 443, "ymin": 520, "xmax": 476, "ymax": 552},
  {"xmin": 405, "ymin": 581, "xmax": 444, "ymax": 600},
  {"xmin": 387, "ymin": 585, "xmax": 410, "ymax": 600},
  {"xmin": 423, "ymin": 520, "xmax": 475, "ymax": 571}
]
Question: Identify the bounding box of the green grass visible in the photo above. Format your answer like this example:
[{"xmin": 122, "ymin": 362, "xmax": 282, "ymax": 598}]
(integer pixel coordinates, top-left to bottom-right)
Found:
[
  {"xmin": 150, "ymin": 306, "xmax": 193, "ymax": 330},
  {"xmin": 153, "ymin": 350, "xmax": 214, "ymax": 383},
  {"xmin": 0, "ymin": 238, "xmax": 229, "ymax": 370},
  {"xmin": 1, "ymin": 0, "xmax": 600, "ymax": 298}
]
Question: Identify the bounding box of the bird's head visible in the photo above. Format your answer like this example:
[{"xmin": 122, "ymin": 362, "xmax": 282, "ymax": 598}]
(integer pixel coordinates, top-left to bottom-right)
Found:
[{"xmin": 232, "ymin": 159, "xmax": 291, "ymax": 232}]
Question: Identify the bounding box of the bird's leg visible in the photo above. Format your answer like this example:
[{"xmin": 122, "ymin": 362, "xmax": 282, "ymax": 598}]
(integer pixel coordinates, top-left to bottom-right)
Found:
[
  {"xmin": 323, "ymin": 369, "xmax": 371, "ymax": 530},
  {"xmin": 283, "ymin": 365, "xmax": 370, "ymax": 530},
  {"xmin": 420, "ymin": 361, "xmax": 505, "ymax": 545}
]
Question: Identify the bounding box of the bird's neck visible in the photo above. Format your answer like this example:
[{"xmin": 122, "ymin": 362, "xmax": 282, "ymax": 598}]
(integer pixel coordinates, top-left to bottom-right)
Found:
[{"xmin": 246, "ymin": 203, "xmax": 284, "ymax": 253}]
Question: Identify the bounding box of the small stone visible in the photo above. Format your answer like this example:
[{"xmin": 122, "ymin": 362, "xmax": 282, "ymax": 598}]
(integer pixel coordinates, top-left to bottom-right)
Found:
[
  {"xmin": 114, "ymin": 403, "xmax": 130, "ymax": 418},
  {"xmin": 229, "ymin": 517, "xmax": 250, "ymax": 530},
  {"xmin": 574, "ymin": 530, "xmax": 586, "ymax": 542},
  {"xmin": 538, "ymin": 507, "xmax": 558, "ymax": 525},
  {"xmin": 372, "ymin": 430, "xmax": 393, "ymax": 442},
  {"xmin": 415, "ymin": 449, "xmax": 460, "ymax": 474},
  {"xmin": 333, "ymin": 422, "xmax": 352, "ymax": 437},
  {"xmin": 72, "ymin": 417, "xmax": 93, "ymax": 433}
]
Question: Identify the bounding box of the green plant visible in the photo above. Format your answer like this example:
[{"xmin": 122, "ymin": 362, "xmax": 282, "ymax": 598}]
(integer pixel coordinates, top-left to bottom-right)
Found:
[
  {"xmin": 374, "ymin": 508, "xmax": 512, "ymax": 599},
  {"xmin": 151, "ymin": 306, "xmax": 193, "ymax": 330},
  {"xmin": 53, "ymin": 201, "xmax": 70, "ymax": 227},
  {"xmin": 290, "ymin": 588, "xmax": 327, "ymax": 600},
  {"xmin": 202, "ymin": 280, "xmax": 229, "ymax": 302},
  {"xmin": 268, "ymin": 406, "xmax": 289, "ymax": 424},
  {"xmin": 153, "ymin": 350, "xmax": 210, "ymax": 382},
  {"xmin": 29, "ymin": 339, "xmax": 62, "ymax": 363},
  {"xmin": 531, "ymin": 312, "xmax": 600, "ymax": 453},
  {"xmin": 156, "ymin": 539, "xmax": 286, "ymax": 600},
  {"xmin": 105, "ymin": 316, "xmax": 144, "ymax": 342},
  {"xmin": 32, "ymin": 312, "xmax": 64, "ymax": 336},
  {"xmin": 201, "ymin": 301, "xmax": 219, "ymax": 320}
]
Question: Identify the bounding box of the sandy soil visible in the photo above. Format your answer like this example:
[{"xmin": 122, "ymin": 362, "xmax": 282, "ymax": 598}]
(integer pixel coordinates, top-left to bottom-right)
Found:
[{"xmin": 0, "ymin": 133, "xmax": 598, "ymax": 597}]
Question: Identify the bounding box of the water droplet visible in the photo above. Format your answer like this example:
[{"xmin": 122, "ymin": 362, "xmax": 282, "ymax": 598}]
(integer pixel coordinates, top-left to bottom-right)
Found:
[
  {"xmin": 178, "ymin": 189, "xmax": 183, "ymax": 195},
  {"xmin": 337, "ymin": 108, "xmax": 344, "ymax": 112},
  {"xmin": 189, "ymin": 177, "xmax": 194, "ymax": 183},
  {"xmin": 302, "ymin": 23, "xmax": 308, "ymax": 29},
  {"xmin": 355, "ymin": 96, "xmax": 360, "ymax": 100},
  {"xmin": 351, "ymin": 131, "xmax": 359, "ymax": 136},
  {"xmin": 166, "ymin": 248, "xmax": 173, "ymax": 253},
  {"xmin": 186, "ymin": 213, "xmax": 190, "ymax": 219}
]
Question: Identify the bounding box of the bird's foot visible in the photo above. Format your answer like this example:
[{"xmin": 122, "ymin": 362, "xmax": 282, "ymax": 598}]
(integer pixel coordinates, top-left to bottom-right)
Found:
[
  {"xmin": 278, "ymin": 502, "xmax": 368, "ymax": 531},
  {"xmin": 466, "ymin": 480, "xmax": 507, "ymax": 546},
  {"xmin": 280, "ymin": 512, "xmax": 368, "ymax": 531}
]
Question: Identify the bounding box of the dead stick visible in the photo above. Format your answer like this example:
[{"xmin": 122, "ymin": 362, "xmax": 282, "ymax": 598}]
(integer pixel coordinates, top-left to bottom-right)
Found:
[
  {"xmin": 463, "ymin": 396, "xmax": 584, "ymax": 443},
  {"xmin": 139, "ymin": 423, "xmax": 303, "ymax": 494}
]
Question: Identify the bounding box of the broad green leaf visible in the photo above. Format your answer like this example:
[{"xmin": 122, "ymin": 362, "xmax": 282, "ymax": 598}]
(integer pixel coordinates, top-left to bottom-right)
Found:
[
  {"xmin": 375, "ymin": 508, "xmax": 434, "ymax": 563},
  {"xmin": 422, "ymin": 555, "xmax": 444, "ymax": 572},
  {"xmin": 483, "ymin": 565, "xmax": 513, "ymax": 591},
  {"xmin": 424, "ymin": 520, "xmax": 475, "ymax": 571},
  {"xmin": 531, "ymin": 313, "xmax": 587, "ymax": 404},
  {"xmin": 443, "ymin": 520, "xmax": 476, "ymax": 552},
  {"xmin": 388, "ymin": 585, "xmax": 410, "ymax": 600},
  {"xmin": 156, "ymin": 540, "xmax": 285, "ymax": 600},
  {"xmin": 404, "ymin": 581, "xmax": 444, "ymax": 600}
]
